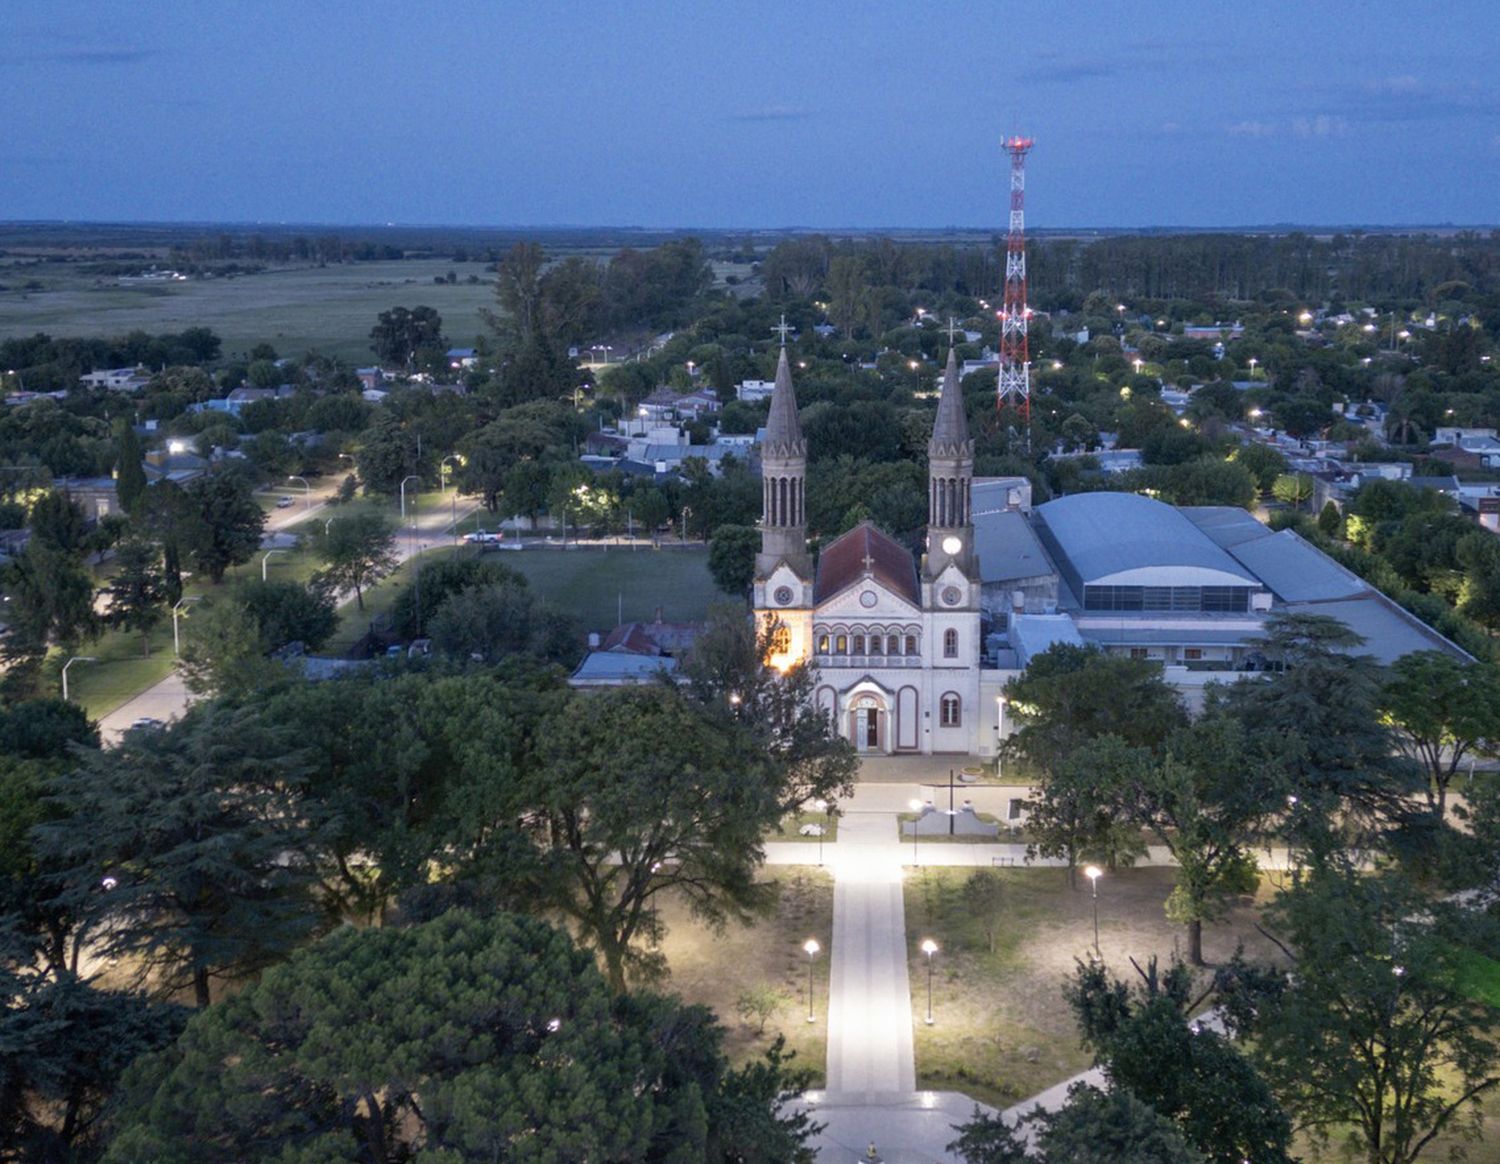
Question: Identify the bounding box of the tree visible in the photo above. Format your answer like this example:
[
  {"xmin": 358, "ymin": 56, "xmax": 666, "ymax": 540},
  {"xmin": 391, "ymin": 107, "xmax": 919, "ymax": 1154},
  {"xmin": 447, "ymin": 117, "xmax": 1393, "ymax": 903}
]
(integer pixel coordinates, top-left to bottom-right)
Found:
[
  {"xmin": 1456, "ymin": 530, "xmax": 1500, "ymax": 631},
  {"xmin": 1238, "ymin": 867, "xmax": 1500, "ymax": 1164},
  {"xmin": 1026, "ymin": 734, "xmax": 1150, "ymax": 889},
  {"xmin": 28, "ymin": 490, "xmax": 90, "ymax": 555},
  {"xmin": 390, "ymin": 555, "xmax": 519, "ymax": 639},
  {"xmin": 184, "ymin": 472, "xmax": 264, "ymax": 584},
  {"xmin": 492, "ymin": 240, "xmax": 546, "ymax": 343},
  {"xmin": 1317, "ymin": 499, "xmax": 1342, "ymax": 536},
  {"xmin": 428, "ymin": 577, "xmax": 580, "ymax": 666},
  {"xmin": 115, "ymin": 420, "xmax": 147, "ymax": 514},
  {"xmin": 1380, "ymin": 652, "xmax": 1500, "ymax": 818},
  {"xmin": 1065, "ymin": 958, "xmax": 1292, "ymax": 1163},
  {"xmin": 1134, "ymin": 713, "xmax": 1278, "ymax": 964},
  {"xmin": 314, "ymin": 510, "xmax": 397, "ymax": 610},
  {"xmin": 236, "ymin": 577, "xmax": 338, "ymax": 653},
  {"xmin": 950, "ymin": 1084, "xmax": 1205, "ymax": 1163},
  {"xmin": 136, "ymin": 479, "xmax": 199, "ymax": 604},
  {"xmin": 511, "ymin": 685, "xmax": 782, "ymax": 991},
  {"xmin": 679, "ymin": 604, "xmax": 858, "ymax": 817},
  {"xmin": 174, "ymin": 593, "xmax": 282, "ymax": 696},
  {"xmin": 34, "ymin": 703, "xmax": 324, "ymax": 1007},
  {"xmin": 708, "ymin": 523, "xmax": 760, "ymax": 597},
  {"xmin": 369, "ymin": 304, "xmax": 443, "ymax": 367},
  {"xmin": 2, "ymin": 541, "xmax": 99, "ymax": 656},
  {"xmin": 103, "ymin": 911, "xmax": 818, "ymax": 1164},
  {"xmin": 1270, "ymin": 472, "xmax": 1314, "ymax": 510},
  {"xmin": 1004, "ymin": 643, "xmax": 1186, "ymax": 776},
  {"xmin": 962, "ymin": 869, "xmax": 1007, "ymax": 953},
  {"xmin": 105, "ymin": 539, "xmax": 167, "ymax": 656}
]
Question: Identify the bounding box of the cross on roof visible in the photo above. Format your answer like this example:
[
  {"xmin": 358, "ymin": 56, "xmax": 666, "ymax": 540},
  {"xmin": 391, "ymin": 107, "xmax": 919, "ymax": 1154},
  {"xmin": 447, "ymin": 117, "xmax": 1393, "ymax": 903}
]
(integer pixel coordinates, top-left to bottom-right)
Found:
[
  {"xmin": 861, "ymin": 550, "xmax": 875, "ymax": 573},
  {"xmin": 946, "ymin": 315, "xmax": 960, "ymax": 344},
  {"xmin": 773, "ymin": 314, "xmax": 792, "ymax": 347}
]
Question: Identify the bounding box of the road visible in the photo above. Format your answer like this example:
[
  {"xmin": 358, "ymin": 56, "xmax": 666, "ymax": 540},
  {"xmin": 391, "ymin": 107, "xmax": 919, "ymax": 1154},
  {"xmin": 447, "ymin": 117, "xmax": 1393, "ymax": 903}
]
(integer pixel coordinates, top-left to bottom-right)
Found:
[{"xmin": 97, "ymin": 489, "xmax": 479, "ymax": 742}]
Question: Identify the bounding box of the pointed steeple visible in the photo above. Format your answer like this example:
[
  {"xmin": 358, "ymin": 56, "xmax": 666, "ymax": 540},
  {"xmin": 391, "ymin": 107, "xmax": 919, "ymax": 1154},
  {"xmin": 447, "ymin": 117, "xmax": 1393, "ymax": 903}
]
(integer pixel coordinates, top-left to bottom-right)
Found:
[
  {"xmin": 764, "ymin": 344, "xmax": 804, "ymax": 456},
  {"xmin": 930, "ymin": 346, "xmax": 971, "ymax": 455}
]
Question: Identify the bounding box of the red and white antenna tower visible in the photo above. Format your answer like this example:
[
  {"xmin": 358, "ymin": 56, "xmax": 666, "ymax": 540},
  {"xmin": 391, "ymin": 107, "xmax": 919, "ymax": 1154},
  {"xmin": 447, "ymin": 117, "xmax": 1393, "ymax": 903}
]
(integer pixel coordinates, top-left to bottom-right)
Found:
[{"xmin": 997, "ymin": 134, "xmax": 1034, "ymax": 446}]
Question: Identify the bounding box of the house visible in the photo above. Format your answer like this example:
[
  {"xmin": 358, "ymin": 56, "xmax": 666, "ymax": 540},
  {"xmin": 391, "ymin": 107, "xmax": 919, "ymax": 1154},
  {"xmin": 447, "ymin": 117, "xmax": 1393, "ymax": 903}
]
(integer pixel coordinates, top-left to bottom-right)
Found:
[
  {"xmin": 79, "ymin": 367, "xmax": 150, "ymax": 392},
  {"xmin": 446, "ymin": 347, "xmax": 478, "ymax": 369},
  {"xmin": 356, "ymin": 367, "xmax": 385, "ymax": 391},
  {"xmin": 568, "ymin": 612, "xmax": 701, "ymax": 687},
  {"xmin": 737, "ymin": 379, "xmax": 777, "ymax": 403}
]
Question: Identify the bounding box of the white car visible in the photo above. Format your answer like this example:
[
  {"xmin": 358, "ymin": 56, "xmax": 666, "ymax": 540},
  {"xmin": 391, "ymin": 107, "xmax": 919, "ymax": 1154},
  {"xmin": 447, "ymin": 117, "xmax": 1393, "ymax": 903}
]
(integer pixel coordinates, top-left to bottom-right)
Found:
[
  {"xmin": 463, "ymin": 530, "xmax": 503, "ymax": 544},
  {"xmin": 276, "ymin": 496, "xmax": 293, "ymax": 508}
]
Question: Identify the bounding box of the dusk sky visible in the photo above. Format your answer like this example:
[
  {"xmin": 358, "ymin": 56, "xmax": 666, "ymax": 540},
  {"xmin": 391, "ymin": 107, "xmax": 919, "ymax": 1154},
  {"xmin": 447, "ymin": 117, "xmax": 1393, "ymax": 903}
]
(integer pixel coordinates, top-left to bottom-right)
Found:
[{"xmin": 5, "ymin": 1, "xmax": 1498, "ymax": 230}]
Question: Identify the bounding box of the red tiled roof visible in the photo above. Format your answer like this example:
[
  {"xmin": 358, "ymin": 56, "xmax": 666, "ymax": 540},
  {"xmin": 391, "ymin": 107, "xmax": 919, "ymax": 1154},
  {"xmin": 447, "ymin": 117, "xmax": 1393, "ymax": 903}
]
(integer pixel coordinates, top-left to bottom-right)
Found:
[{"xmin": 815, "ymin": 522, "xmax": 918, "ymax": 605}]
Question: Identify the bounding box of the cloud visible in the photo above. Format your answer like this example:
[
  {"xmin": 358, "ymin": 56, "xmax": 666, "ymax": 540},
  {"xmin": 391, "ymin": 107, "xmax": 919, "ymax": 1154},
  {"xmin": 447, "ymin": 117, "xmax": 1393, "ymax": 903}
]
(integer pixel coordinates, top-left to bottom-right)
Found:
[
  {"xmin": 1228, "ymin": 120, "xmax": 1276, "ymax": 138},
  {"xmin": 1291, "ymin": 114, "xmax": 1349, "ymax": 138},
  {"xmin": 729, "ymin": 105, "xmax": 810, "ymax": 123}
]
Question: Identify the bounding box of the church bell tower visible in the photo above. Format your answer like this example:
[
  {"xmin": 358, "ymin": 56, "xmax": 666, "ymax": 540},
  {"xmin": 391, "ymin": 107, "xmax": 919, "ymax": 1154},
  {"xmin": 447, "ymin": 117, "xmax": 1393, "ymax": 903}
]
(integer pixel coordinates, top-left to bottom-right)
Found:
[{"xmin": 924, "ymin": 339, "xmax": 977, "ymax": 582}]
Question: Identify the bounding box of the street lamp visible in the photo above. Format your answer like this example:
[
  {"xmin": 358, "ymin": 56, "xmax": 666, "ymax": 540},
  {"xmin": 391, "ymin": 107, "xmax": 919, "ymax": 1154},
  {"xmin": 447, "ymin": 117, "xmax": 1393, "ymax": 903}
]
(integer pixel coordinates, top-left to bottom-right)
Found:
[
  {"xmin": 921, "ymin": 938, "xmax": 939, "ymax": 1025},
  {"xmin": 1085, "ymin": 866, "xmax": 1102, "ymax": 956},
  {"xmin": 812, "ymin": 798, "xmax": 828, "ymax": 866},
  {"xmin": 262, "ymin": 548, "xmax": 287, "ymax": 581},
  {"xmin": 61, "ymin": 656, "xmax": 97, "ymax": 702},
  {"xmin": 803, "ymin": 938, "xmax": 820, "ymax": 1023},
  {"xmin": 996, "ymin": 696, "xmax": 1007, "ymax": 779},
  {"xmin": 171, "ymin": 595, "xmax": 202, "ymax": 655},
  {"xmin": 909, "ymin": 798, "xmax": 924, "ymax": 866},
  {"xmin": 286, "ymin": 475, "xmax": 310, "ymax": 508},
  {"xmin": 440, "ymin": 453, "xmax": 462, "ymax": 496},
  {"xmin": 1248, "ymin": 357, "xmax": 1258, "ymax": 378},
  {"xmin": 399, "ymin": 475, "xmax": 419, "ymax": 523}
]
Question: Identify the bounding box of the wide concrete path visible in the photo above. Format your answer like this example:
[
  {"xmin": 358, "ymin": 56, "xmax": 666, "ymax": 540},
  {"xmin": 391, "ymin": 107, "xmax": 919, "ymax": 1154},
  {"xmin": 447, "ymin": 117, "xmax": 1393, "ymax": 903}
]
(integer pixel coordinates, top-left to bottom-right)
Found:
[{"xmin": 826, "ymin": 814, "xmax": 915, "ymax": 1095}]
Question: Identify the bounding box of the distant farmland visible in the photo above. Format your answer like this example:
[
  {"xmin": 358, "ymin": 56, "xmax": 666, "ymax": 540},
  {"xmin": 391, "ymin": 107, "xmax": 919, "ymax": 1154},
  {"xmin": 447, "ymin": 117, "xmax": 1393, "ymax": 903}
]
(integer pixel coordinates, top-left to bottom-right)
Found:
[{"xmin": 0, "ymin": 258, "xmax": 498, "ymax": 363}]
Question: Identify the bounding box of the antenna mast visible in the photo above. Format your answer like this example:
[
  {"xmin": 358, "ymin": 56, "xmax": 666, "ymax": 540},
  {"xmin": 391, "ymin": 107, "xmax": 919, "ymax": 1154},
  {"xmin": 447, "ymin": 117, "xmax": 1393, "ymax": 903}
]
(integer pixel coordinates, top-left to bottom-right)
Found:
[{"xmin": 997, "ymin": 135, "xmax": 1034, "ymax": 450}]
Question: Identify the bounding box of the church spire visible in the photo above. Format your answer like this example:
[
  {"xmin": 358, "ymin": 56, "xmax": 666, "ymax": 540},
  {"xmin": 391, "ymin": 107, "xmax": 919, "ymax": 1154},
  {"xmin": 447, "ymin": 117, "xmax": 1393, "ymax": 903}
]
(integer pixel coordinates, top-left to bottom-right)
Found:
[
  {"xmin": 756, "ymin": 316, "xmax": 810, "ymax": 584},
  {"xmin": 930, "ymin": 345, "xmax": 970, "ymax": 455},
  {"xmin": 764, "ymin": 342, "xmax": 804, "ymax": 455}
]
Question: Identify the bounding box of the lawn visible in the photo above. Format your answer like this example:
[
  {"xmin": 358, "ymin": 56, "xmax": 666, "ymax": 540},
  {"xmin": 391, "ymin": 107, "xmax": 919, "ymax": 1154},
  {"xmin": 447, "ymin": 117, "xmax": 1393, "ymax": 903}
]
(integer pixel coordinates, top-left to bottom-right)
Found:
[
  {"xmin": 655, "ymin": 870, "xmax": 833, "ymax": 1082},
  {"xmin": 902, "ymin": 865, "xmax": 1287, "ymax": 1109},
  {"xmin": 498, "ymin": 546, "xmax": 729, "ymax": 635},
  {"xmin": 48, "ymin": 624, "xmax": 177, "ymax": 720},
  {"xmin": 0, "ymin": 259, "xmax": 497, "ymax": 364}
]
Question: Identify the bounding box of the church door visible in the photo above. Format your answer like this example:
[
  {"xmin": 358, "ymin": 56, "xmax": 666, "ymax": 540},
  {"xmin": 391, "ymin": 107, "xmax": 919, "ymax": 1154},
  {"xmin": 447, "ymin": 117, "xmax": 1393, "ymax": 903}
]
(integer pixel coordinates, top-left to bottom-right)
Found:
[{"xmin": 849, "ymin": 695, "xmax": 886, "ymax": 754}]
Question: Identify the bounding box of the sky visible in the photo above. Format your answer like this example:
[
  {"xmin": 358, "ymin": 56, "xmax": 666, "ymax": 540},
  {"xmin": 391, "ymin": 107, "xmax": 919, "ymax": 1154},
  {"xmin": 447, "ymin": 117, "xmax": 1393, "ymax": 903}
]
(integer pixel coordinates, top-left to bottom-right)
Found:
[{"xmin": 3, "ymin": 0, "xmax": 1498, "ymax": 230}]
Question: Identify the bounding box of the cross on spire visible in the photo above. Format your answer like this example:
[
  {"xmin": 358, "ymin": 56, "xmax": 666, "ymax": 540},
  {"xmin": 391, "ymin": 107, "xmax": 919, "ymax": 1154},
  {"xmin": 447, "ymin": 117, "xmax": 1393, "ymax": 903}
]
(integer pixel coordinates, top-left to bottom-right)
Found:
[
  {"xmin": 773, "ymin": 314, "xmax": 793, "ymax": 348},
  {"xmin": 861, "ymin": 550, "xmax": 875, "ymax": 573},
  {"xmin": 946, "ymin": 315, "xmax": 960, "ymax": 345}
]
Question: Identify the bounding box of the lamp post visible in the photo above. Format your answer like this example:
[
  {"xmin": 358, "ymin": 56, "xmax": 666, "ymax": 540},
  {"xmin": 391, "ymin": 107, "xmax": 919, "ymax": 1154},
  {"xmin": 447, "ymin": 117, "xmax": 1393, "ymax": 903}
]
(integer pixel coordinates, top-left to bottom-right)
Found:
[
  {"xmin": 909, "ymin": 798, "xmax": 923, "ymax": 866},
  {"xmin": 399, "ymin": 475, "xmax": 419, "ymax": 523},
  {"xmin": 440, "ymin": 453, "xmax": 461, "ymax": 496},
  {"xmin": 286, "ymin": 475, "xmax": 310, "ymax": 508},
  {"xmin": 171, "ymin": 595, "xmax": 201, "ymax": 655},
  {"xmin": 61, "ymin": 656, "xmax": 97, "ymax": 702},
  {"xmin": 262, "ymin": 549, "xmax": 286, "ymax": 582},
  {"xmin": 996, "ymin": 696, "xmax": 1007, "ymax": 780},
  {"xmin": 1085, "ymin": 866, "xmax": 1102, "ymax": 956},
  {"xmin": 921, "ymin": 939, "xmax": 939, "ymax": 1025},
  {"xmin": 803, "ymin": 939, "xmax": 820, "ymax": 1023},
  {"xmin": 812, "ymin": 798, "xmax": 828, "ymax": 866}
]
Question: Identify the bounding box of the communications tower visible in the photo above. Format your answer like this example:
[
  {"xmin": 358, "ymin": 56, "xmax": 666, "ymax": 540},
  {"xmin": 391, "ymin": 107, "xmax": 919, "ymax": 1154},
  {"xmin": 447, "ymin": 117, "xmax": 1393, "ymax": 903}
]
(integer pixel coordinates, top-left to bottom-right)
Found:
[{"xmin": 996, "ymin": 135, "xmax": 1034, "ymax": 448}]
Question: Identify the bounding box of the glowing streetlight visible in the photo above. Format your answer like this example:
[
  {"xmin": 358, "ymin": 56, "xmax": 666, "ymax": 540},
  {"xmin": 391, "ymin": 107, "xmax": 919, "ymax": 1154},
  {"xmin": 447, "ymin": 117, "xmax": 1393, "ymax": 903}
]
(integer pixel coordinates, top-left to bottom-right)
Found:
[
  {"xmin": 803, "ymin": 938, "xmax": 820, "ymax": 1023},
  {"xmin": 1085, "ymin": 866, "xmax": 1103, "ymax": 956},
  {"xmin": 909, "ymin": 798, "xmax": 924, "ymax": 866},
  {"xmin": 1248, "ymin": 357, "xmax": 1259, "ymax": 377},
  {"xmin": 440, "ymin": 453, "xmax": 462, "ymax": 496},
  {"xmin": 921, "ymin": 938, "xmax": 939, "ymax": 1024},
  {"xmin": 286, "ymin": 474, "xmax": 310, "ymax": 508},
  {"xmin": 812, "ymin": 797, "xmax": 828, "ymax": 866}
]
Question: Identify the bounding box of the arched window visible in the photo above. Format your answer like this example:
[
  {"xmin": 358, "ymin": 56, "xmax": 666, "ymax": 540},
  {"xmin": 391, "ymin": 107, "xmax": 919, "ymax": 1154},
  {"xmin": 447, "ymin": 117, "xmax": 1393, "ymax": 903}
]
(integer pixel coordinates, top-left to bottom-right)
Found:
[
  {"xmin": 852, "ymin": 634, "xmax": 865, "ymax": 656},
  {"xmin": 817, "ymin": 633, "xmax": 830, "ymax": 654},
  {"xmin": 835, "ymin": 634, "xmax": 848, "ymax": 654},
  {"xmin": 943, "ymin": 628, "xmax": 959, "ymax": 658},
  {"xmin": 940, "ymin": 693, "xmax": 962, "ymax": 727},
  {"xmin": 888, "ymin": 634, "xmax": 900, "ymax": 656},
  {"xmin": 869, "ymin": 634, "xmax": 883, "ymax": 655},
  {"xmin": 905, "ymin": 634, "xmax": 918, "ymax": 656}
]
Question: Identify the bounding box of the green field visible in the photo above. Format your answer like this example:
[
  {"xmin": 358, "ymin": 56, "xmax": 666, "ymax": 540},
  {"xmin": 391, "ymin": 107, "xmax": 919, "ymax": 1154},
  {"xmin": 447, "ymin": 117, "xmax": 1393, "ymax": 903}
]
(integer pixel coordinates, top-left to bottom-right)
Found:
[
  {"xmin": 498, "ymin": 546, "xmax": 730, "ymax": 636},
  {"xmin": 0, "ymin": 259, "xmax": 496, "ymax": 363}
]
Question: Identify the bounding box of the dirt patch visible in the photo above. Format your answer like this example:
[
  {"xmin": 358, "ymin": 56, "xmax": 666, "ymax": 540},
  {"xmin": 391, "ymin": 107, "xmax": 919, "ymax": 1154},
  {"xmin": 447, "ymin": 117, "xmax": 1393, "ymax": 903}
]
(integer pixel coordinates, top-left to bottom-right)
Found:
[
  {"xmin": 655, "ymin": 870, "xmax": 834, "ymax": 1084},
  {"xmin": 904, "ymin": 865, "xmax": 1288, "ymax": 1109}
]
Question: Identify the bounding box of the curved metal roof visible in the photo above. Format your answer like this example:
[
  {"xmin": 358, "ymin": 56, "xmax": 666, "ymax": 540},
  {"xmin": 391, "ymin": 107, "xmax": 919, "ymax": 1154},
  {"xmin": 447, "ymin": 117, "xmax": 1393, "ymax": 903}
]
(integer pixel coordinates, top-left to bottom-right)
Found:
[{"xmin": 1036, "ymin": 493, "xmax": 1259, "ymax": 587}]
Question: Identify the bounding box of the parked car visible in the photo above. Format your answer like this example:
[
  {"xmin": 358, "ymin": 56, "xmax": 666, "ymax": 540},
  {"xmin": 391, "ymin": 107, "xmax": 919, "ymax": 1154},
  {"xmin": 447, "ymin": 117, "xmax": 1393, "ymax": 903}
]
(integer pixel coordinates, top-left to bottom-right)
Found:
[
  {"xmin": 276, "ymin": 496, "xmax": 293, "ymax": 508},
  {"xmin": 463, "ymin": 529, "xmax": 503, "ymax": 544},
  {"xmin": 129, "ymin": 717, "xmax": 165, "ymax": 731}
]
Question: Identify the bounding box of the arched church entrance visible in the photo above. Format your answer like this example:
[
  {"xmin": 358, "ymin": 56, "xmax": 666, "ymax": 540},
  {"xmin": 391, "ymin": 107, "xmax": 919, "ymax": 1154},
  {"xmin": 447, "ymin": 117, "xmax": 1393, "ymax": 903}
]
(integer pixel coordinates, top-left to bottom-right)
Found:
[{"xmin": 848, "ymin": 692, "xmax": 888, "ymax": 754}]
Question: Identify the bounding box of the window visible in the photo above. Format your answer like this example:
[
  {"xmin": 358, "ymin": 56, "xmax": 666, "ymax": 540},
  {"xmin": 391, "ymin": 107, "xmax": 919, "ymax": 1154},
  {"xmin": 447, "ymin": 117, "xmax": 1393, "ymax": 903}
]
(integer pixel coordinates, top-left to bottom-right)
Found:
[
  {"xmin": 943, "ymin": 628, "xmax": 958, "ymax": 658},
  {"xmin": 888, "ymin": 634, "xmax": 900, "ymax": 655},
  {"xmin": 905, "ymin": 634, "xmax": 918, "ymax": 656},
  {"xmin": 835, "ymin": 635, "xmax": 847, "ymax": 654},
  {"xmin": 1183, "ymin": 647, "xmax": 1203, "ymax": 661},
  {"xmin": 870, "ymin": 635, "xmax": 883, "ymax": 655},
  {"xmin": 1130, "ymin": 647, "xmax": 1149, "ymax": 660},
  {"xmin": 852, "ymin": 634, "xmax": 865, "ymax": 655},
  {"xmin": 817, "ymin": 634, "xmax": 829, "ymax": 654},
  {"xmin": 940, "ymin": 693, "xmax": 961, "ymax": 727}
]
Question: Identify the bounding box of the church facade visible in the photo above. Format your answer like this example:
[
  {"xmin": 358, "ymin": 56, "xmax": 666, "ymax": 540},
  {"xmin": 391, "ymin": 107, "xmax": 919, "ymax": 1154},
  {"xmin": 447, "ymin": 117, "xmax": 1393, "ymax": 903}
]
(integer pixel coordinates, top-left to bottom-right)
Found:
[{"xmin": 753, "ymin": 339, "xmax": 983, "ymax": 755}]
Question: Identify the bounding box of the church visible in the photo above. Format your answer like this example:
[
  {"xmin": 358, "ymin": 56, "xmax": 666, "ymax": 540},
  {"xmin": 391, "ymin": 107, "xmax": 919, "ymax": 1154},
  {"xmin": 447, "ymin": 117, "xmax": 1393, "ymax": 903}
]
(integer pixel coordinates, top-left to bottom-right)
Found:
[{"xmin": 753, "ymin": 336, "xmax": 983, "ymax": 755}]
